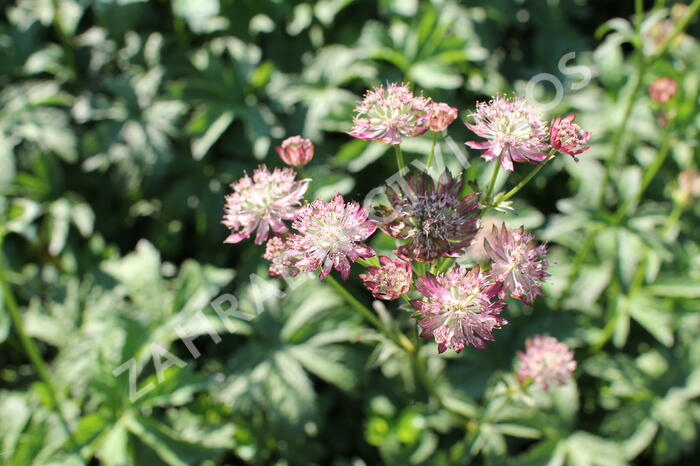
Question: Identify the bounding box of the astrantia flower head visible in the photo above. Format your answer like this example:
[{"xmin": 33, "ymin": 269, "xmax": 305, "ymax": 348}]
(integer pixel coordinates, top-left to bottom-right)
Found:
[
  {"xmin": 648, "ymin": 77, "xmax": 678, "ymax": 105},
  {"xmin": 359, "ymin": 256, "xmax": 412, "ymax": 300},
  {"xmin": 349, "ymin": 83, "xmax": 432, "ymax": 145},
  {"xmin": 223, "ymin": 165, "xmax": 309, "ymax": 245},
  {"xmin": 262, "ymin": 236, "xmax": 300, "ymax": 278},
  {"xmin": 678, "ymin": 169, "xmax": 700, "ymax": 202},
  {"xmin": 517, "ymin": 334, "xmax": 576, "ymax": 390},
  {"xmin": 465, "ymin": 95, "xmax": 549, "ymax": 172},
  {"xmin": 411, "ymin": 265, "xmax": 507, "ymax": 353},
  {"xmin": 288, "ymin": 194, "xmax": 377, "ymax": 280},
  {"xmin": 484, "ymin": 223, "xmax": 549, "ymax": 306},
  {"xmin": 428, "ymin": 102, "xmax": 459, "ymax": 132},
  {"xmin": 276, "ymin": 135, "xmax": 314, "ymax": 167},
  {"xmin": 375, "ymin": 171, "xmax": 479, "ymax": 262},
  {"xmin": 549, "ymin": 114, "xmax": 591, "ymax": 161}
]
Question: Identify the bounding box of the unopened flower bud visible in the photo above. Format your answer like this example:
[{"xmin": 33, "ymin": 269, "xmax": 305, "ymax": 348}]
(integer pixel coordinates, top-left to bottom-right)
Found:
[
  {"xmin": 276, "ymin": 136, "xmax": 314, "ymax": 167},
  {"xmin": 428, "ymin": 102, "xmax": 458, "ymax": 132},
  {"xmin": 649, "ymin": 77, "xmax": 678, "ymax": 104}
]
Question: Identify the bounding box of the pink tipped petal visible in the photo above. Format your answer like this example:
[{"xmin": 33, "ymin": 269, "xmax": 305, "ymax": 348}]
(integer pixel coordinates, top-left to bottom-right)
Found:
[
  {"xmin": 517, "ymin": 334, "xmax": 576, "ymax": 390},
  {"xmin": 286, "ymin": 194, "xmax": 376, "ymax": 280},
  {"xmin": 411, "ymin": 264, "xmax": 508, "ymax": 353},
  {"xmin": 465, "ymin": 95, "xmax": 548, "ymax": 172}
]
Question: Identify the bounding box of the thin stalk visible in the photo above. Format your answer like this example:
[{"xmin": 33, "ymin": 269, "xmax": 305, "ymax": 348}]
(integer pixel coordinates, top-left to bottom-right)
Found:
[
  {"xmin": 409, "ymin": 350, "xmax": 464, "ymax": 419},
  {"xmin": 325, "ymin": 274, "xmax": 413, "ymax": 352},
  {"xmin": 493, "ymin": 153, "xmax": 555, "ymax": 206},
  {"xmin": 0, "ymin": 243, "xmax": 84, "ymax": 463},
  {"xmin": 649, "ymin": 0, "xmax": 700, "ymax": 63},
  {"xmin": 483, "ymin": 162, "xmax": 500, "ymax": 203},
  {"xmin": 635, "ymin": 0, "xmax": 645, "ymax": 33},
  {"xmin": 426, "ymin": 132, "xmax": 439, "ymax": 169},
  {"xmin": 394, "ymin": 145, "xmax": 405, "ymax": 173},
  {"xmin": 613, "ymin": 123, "xmax": 673, "ymax": 223},
  {"xmin": 556, "ymin": 225, "xmax": 602, "ymax": 306},
  {"xmin": 598, "ymin": 0, "xmax": 700, "ymax": 207},
  {"xmin": 597, "ymin": 62, "xmax": 647, "ymax": 207},
  {"xmin": 661, "ymin": 200, "xmax": 686, "ymax": 238}
]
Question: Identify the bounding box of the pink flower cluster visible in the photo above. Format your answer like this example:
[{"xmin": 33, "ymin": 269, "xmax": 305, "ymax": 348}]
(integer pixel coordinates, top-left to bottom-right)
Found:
[
  {"xmin": 484, "ymin": 223, "xmax": 549, "ymax": 306},
  {"xmin": 465, "ymin": 95, "xmax": 590, "ymax": 170},
  {"xmin": 223, "ymin": 165, "xmax": 308, "ymax": 245},
  {"xmin": 221, "ymin": 82, "xmax": 587, "ymax": 369},
  {"xmin": 411, "ymin": 265, "xmax": 506, "ymax": 353},
  {"xmin": 517, "ymin": 334, "xmax": 577, "ymax": 390},
  {"xmin": 348, "ymin": 83, "xmax": 459, "ymax": 144}
]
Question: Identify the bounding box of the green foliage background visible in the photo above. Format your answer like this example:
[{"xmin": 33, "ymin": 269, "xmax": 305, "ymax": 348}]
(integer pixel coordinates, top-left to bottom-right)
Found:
[{"xmin": 1, "ymin": 0, "xmax": 699, "ymax": 465}]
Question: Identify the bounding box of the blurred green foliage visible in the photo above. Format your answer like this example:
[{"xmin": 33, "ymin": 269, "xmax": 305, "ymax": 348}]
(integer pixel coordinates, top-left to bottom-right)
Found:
[{"xmin": 1, "ymin": 0, "xmax": 699, "ymax": 465}]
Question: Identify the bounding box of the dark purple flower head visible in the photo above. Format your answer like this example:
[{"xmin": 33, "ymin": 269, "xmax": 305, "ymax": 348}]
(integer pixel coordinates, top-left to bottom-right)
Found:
[
  {"xmin": 374, "ymin": 171, "xmax": 480, "ymax": 263},
  {"xmin": 484, "ymin": 223, "xmax": 549, "ymax": 306},
  {"xmin": 359, "ymin": 256, "xmax": 412, "ymax": 301},
  {"xmin": 517, "ymin": 334, "xmax": 576, "ymax": 390},
  {"xmin": 411, "ymin": 265, "xmax": 507, "ymax": 353},
  {"xmin": 287, "ymin": 194, "xmax": 376, "ymax": 280},
  {"xmin": 549, "ymin": 114, "xmax": 591, "ymax": 161},
  {"xmin": 223, "ymin": 165, "xmax": 309, "ymax": 245},
  {"xmin": 466, "ymin": 95, "xmax": 549, "ymax": 172}
]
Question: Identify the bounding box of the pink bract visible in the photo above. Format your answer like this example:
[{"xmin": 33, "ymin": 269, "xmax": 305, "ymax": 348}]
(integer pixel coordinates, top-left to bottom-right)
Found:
[
  {"xmin": 465, "ymin": 95, "xmax": 549, "ymax": 172},
  {"xmin": 549, "ymin": 114, "xmax": 591, "ymax": 161},
  {"xmin": 348, "ymin": 83, "xmax": 432, "ymax": 145},
  {"xmin": 411, "ymin": 265, "xmax": 507, "ymax": 353},
  {"xmin": 517, "ymin": 334, "xmax": 576, "ymax": 390},
  {"xmin": 484, "ymin": 223, "xmax": 549, "ymax": 306},
  {"xmin": 359, "ymin": 256, "xmax": 412, "ymax": 300},
  {"xmin": 223, "ymin": 165, "xmax": 309, "ymax": 245},
  {"xmin": 276, "ymin": 135, "xmax": 314, "ymax": 167},
  {"xmin": 287, "ymin": 194, "xmax": 377, "ymax": 280}
]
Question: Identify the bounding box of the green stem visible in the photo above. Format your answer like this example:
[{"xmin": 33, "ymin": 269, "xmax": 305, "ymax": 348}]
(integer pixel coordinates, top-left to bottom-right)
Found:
[
  {"xmin": 661, "ymin": 200, "xmax": 686, "ymax": 238},
  {"xmin": 0, "ymin": 241, "xmax": 84, "ymax": 462},
  {"xmin": 613, "ymin": 122, "xmax": 673, "ymax": 223},
  {"xmin": 426, "ymin": 132, "xmax": 439, "ymax": 169},
  {"xmin": 556, "ymin": 225, "xmax": 602, "ymax": 305},
  {"xmin": 483, "ymin": 161, "xmax": 501, "ymax": 203},
  {"xmin": 649, "ymin": 0, "xmax": 700, "ymax": 63},
  {"xmin": 493, "ymin": 153, "xmax": 555, "ymax": 206},
  {"xmin": 598, "ymin": 0, "xmax": 700, "ymax": 208},
  {"xmin": 409, "ymin": 350, "xmax": 461, "ymax": 418},
  {"xmin": 634, "ymin": 0, "xmax": 645, "ymax": 34},
  {"xmin": 394, "ymin": 145, "xmax": 405, "ymax": 173},
  {"xmin": 325, "ymin": 274, "xmax": 413, "ymax": 352},
  {"xmin": 598, "ymin": 63, "xmax": 647, "ymax": 207}
]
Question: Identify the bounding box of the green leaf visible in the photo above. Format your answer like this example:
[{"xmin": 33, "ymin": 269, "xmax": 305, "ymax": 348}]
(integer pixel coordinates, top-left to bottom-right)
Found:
[
  {"xmin": 172, "ymin": 0, "xmax": 220, "ymax": 33},
  {"xmin": 289, "ymin": 345, "xmax": 356, "ymax": 391},
  {"xmin": 646, "ymin": 279, "xmax": 700, "ymax": 299},
  {"xmin": 190, "ymin": 109, "xmax": 234, "ymax": 160},
  {"xmin": 126, "ymin": 416, "xmax": 218, "ymax": 466},
  {"xmin": 627, "ymin": 294, "xmax": 674, "ymax": 347}
]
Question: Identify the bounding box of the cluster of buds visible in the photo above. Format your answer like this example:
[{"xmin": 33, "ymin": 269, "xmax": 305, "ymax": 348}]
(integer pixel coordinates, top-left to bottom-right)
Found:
[{"xmin": 222, "ymin": 82, "xmax": 579, "ymax": 389}]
